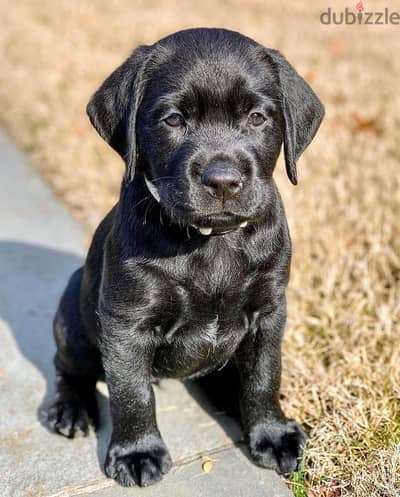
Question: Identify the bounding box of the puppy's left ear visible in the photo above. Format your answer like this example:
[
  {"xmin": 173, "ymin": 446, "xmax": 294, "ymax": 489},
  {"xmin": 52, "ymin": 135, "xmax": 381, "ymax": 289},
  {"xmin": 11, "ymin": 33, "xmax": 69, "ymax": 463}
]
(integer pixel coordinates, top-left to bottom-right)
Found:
[
  {"xmin": 266, "ymin": 49, "xmax": 325, "ymax": 185},
  {"xmin": 86, "ymin": 45, "xmax": 152, "ymax": 183}
]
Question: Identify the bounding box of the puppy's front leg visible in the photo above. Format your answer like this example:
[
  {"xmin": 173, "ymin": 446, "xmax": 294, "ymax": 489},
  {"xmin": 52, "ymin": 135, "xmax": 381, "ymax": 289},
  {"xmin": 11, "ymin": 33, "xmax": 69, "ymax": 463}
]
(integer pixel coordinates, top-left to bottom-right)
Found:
[
  {"xmin": 100, "ymin": 315, "xmax": 171, "ymax": 487},
  {"xmin": 236, "ymin": 299, "xmax": 306, "ymax": 475}
]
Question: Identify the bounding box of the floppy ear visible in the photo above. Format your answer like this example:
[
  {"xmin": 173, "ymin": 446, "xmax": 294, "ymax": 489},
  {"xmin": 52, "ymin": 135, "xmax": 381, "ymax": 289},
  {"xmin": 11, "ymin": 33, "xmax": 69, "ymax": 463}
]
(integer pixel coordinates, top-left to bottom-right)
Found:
[
  {"xmin": 267, "ymin": 50, "xmax": 324, "ymax": 185},
  {"xmin": 86, "ymin": 45, "xmax": 151, "ymax": 183}
]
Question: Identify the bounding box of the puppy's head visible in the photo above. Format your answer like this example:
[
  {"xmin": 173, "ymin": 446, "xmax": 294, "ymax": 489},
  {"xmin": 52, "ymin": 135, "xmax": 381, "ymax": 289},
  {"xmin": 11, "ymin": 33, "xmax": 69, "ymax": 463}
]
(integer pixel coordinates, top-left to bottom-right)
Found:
[{"xmin": 87, "ymin": 28, "xmax": 324, "ymax": 233}]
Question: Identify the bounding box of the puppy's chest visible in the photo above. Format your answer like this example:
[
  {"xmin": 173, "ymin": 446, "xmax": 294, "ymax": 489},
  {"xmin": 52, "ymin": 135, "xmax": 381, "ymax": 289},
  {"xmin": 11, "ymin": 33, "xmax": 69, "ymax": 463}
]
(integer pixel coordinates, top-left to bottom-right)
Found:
[
  {"xmin": 169, "ymin": 245, "xmax": 247, "ymax": 325},
  {"xmin": 153, "ymin": 283, "xmax": 247, "ymax": 378},
  {"xmin": 151, "ymin": 252, "xmax": 253, "ymax": 378}
]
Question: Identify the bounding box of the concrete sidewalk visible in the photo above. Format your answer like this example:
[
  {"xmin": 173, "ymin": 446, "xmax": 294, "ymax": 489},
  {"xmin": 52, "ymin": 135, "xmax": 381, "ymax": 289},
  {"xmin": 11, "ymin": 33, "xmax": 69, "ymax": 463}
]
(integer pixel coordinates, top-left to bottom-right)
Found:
[{"xmin": 0, "ymin": 131, "xmax": 293, "ymax": 497}]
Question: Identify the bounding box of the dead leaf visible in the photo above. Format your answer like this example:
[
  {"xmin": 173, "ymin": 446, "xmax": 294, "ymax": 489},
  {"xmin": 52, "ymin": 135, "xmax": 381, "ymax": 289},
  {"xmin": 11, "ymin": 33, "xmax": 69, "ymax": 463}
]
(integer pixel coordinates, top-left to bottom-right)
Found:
[
  {"xmin": 351, "ymin": 112, "xmax": 382, "ymax": 135},
  {"xmin": 201, "ymin": 455, "xmax": 215, "ymax": 473}
]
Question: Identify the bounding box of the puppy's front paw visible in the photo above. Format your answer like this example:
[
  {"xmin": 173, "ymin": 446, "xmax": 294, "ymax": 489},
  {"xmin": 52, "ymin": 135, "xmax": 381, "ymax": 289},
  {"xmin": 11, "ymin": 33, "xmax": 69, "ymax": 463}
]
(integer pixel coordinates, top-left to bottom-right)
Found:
[
  {"xmin": 247, "ymin": 419, "xmax": 307, "ymax": 475},
  {"xmin": 105, "ymin": 434, "xmax": 172, "ymax": 487}
]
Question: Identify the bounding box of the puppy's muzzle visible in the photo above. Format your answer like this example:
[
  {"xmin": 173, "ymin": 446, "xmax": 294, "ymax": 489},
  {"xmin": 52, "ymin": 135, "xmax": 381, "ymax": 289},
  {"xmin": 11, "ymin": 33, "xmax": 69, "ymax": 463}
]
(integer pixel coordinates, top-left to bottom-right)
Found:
[
  {"xmin": 144, "ymin": 166, "xmax": 249, "ymax": 237},
  {"xmin": 201, "ymin": 165, "xmax": 243, "ymax": 200}
]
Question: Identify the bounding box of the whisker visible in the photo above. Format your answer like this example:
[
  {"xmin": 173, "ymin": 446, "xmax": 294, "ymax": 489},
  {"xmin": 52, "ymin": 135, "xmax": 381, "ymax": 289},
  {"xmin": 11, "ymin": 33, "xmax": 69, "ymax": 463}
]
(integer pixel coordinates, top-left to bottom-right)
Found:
[{"xmin": 131, "ymin": 195, "xmax": 152, "ymax": 210}]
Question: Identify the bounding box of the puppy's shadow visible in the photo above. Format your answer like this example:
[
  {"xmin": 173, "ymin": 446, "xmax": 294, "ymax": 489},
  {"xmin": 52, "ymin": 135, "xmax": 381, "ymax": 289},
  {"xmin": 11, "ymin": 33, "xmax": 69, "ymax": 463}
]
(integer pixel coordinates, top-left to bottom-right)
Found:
[
  {"xmin": 0, "ymin": 241, "xmax": 82, "ymax": 395},
  {"xmin": 183, "ymin": 362, "xmax": 245, "ymax": 448}
]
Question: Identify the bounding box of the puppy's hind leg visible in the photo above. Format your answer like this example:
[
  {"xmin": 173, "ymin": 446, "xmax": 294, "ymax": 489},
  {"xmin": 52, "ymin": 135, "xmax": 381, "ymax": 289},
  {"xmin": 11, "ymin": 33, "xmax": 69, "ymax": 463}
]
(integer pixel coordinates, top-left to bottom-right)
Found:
[{"xmin": 45, "ymin": 268, "xmax": 101, "ymax": 438}]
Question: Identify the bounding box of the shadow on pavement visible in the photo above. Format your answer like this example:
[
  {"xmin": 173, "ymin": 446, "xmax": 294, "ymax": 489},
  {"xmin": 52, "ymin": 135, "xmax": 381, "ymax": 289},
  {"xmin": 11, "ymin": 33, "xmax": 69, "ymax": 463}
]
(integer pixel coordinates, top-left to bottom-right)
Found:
[{"xmin": 0, "ymin": 241, "xmax": 82, "ymax": 390}]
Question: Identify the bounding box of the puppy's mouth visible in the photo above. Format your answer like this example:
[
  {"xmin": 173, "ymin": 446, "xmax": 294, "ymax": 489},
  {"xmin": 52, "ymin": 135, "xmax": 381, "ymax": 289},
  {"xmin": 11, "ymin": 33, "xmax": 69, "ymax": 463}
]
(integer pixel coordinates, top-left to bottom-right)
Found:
[
  {"xmin": 188, "ymin": 213, "xmax": 249, "ymax": 236},
  {"xmin": 190, "ymin": 222, "xmax": 248, "ymax": 236}
]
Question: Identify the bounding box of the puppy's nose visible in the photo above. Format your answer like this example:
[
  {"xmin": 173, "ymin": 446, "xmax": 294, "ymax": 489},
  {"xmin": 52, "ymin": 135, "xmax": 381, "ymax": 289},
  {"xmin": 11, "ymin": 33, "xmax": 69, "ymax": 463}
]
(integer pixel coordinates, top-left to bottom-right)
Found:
[{"xmin": 201, "ymin": 166, "xmax": 243, "ymax": 199}]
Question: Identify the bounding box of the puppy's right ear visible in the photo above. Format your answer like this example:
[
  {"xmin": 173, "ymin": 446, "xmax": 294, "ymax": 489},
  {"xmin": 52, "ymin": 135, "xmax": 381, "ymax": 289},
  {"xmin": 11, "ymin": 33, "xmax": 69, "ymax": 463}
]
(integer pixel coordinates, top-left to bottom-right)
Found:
[{"xmin": 86, "ymin": 45, "xmax": 151, "ymax": 182}]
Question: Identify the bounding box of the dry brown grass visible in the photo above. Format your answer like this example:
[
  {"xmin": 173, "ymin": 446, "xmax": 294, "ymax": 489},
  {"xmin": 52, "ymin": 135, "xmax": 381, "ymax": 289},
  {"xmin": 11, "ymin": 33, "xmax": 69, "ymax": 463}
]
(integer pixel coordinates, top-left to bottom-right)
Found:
[{"xmin": 1, "ymin": 1, "xmax": 399, "ymax": 495}]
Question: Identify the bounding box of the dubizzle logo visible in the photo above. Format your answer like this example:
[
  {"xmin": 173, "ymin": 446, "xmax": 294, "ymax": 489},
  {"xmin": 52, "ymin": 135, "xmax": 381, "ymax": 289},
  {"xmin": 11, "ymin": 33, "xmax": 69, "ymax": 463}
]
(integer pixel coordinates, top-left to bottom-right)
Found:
[{"xmin": 320, "ymin": 2, "xmax": 400, "ymax": 25}]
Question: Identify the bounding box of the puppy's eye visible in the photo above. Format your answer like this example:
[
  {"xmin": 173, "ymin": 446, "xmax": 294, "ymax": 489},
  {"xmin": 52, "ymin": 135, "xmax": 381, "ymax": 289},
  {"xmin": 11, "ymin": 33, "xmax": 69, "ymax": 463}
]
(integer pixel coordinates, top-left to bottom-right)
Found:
[
  {"xmin": 164, "ymin": 113, "xmax": 185, "ymax": 127},
  {"xmin": 247, "ymin": 112, "xmax": 266, "ymax": 127}
]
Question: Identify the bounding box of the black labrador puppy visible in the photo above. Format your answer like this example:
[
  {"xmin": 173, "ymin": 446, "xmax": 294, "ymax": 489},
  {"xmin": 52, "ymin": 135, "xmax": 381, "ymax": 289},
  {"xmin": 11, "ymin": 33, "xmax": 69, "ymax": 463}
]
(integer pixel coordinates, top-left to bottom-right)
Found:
[{"xmin": 46, "ymin": 28, "xmax": 324, "ymax": 487}]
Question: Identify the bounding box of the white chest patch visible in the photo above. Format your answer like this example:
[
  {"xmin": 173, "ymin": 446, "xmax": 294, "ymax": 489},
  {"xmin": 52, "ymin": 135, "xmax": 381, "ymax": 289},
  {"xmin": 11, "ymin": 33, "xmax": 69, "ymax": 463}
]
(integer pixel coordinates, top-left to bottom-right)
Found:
[{"xmin": 203, "ymin": 316, "xmax": 219, "ymax": 346}]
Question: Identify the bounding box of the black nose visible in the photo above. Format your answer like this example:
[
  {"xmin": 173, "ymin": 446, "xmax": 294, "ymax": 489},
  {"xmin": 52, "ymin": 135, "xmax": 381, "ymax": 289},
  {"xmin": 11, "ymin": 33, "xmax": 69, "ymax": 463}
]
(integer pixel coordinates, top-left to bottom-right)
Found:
[{"xmin": 201, "ymin": 166, "xmax": 243, "ymax": 199}]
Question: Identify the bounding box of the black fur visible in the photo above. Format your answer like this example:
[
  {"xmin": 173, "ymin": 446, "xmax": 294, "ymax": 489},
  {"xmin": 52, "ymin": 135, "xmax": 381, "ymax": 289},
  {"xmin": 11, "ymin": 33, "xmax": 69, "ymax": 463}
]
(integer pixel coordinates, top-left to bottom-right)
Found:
[{"xmin": 46, "ymin": 28, "xmax": 324, "ymax": 487}]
